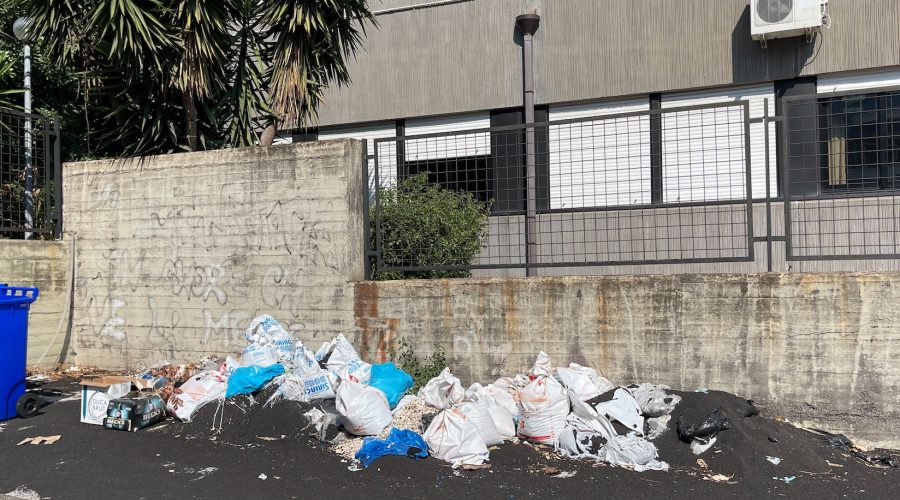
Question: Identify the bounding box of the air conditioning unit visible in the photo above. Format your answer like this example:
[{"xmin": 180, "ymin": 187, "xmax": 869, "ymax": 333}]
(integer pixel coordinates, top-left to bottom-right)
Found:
[{"xmin": 751, "ymin": 0, "xmax": 828, "ymax": 47}]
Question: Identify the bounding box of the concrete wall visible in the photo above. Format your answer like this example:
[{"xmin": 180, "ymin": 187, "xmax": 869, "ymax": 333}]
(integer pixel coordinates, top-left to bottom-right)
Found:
[
  {"xmin": 355, "ymin": 273, "xmax": 900, "ymax": 449},
  {"xmin": 63, "ymin": 141, "xmax": 365, "ymax": 370},
  {"xmin": 317, "ymin": 0, "xmax": 900, "ymax": 126},
  {"xmin": 0, "ymin": 239, "xmax": 72, "ymax": 367}
]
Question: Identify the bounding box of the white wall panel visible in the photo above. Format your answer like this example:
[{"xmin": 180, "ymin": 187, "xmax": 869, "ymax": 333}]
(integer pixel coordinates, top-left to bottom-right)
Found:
[
  {"xmin": 661, "ymin": 84, "xmax": 776, "ymax": 202},
  {"xmin": 319, "ymin": 122, "xmax": 397, "ymax": 189},
  {"xmin": 404, "ymin": 113, "xmax": 491, "ymax": 161},
  {"xmin": 817, "ymin": 69, "xmax": 900, "ymax": 93},
  {"xmin": 548, "ymin": 98, "xmax": 651, "ymax": 209}
]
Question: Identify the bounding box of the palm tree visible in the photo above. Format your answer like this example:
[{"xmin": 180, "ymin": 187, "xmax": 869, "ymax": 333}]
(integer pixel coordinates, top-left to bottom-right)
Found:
[{"xmin": 11, "ymin": 0, "xmax": 374, "ymax": 156}]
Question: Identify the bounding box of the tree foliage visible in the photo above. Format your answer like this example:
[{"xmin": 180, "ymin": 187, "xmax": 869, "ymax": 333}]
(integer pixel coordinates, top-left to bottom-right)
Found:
[
  {"xmin": 373, "ymin": 174, "xmax": 491, "ymax": 280},
  {"xmin": 4, "ymin": 0, "xmax": 374, "ymax": 157}
]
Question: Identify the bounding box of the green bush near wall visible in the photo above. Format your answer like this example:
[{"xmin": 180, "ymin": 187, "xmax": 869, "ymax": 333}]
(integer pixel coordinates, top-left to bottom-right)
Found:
[{"xmin": 371, "ymin": 174, "xmax": 491, "ymax": 280}]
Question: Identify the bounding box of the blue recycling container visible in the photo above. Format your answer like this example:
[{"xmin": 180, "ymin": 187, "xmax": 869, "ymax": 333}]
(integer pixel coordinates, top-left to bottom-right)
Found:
[{"xmin": 0, "ymin": 284, "xmax": 39, "ymax": 421}]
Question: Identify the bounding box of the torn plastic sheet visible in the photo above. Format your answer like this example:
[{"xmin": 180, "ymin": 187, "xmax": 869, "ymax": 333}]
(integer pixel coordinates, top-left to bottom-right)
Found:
[
  {"xmin": 628, "ymin": 383, "xmax": 681, "ymax": 417},
  {"xmin": 600, "ymin": 434, "xmax": 669, "ymax": 472},
  {"xmin": 591, "ymin": 387, "xmax": 644, "ymax": 436}
]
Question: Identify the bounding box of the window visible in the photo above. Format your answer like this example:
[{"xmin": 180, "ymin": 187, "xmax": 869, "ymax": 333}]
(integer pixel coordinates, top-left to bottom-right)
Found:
[
  {"xmin": 401, "ymin": 156, "xmax": 494, "ymax": 205},
  {"xmin": 819, "ymin": 91, "xmax": 900, "ymax": 192}
]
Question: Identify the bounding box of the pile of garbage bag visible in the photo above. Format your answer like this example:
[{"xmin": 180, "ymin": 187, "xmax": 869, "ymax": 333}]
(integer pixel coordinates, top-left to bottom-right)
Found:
[{"xmin": 142, "ymin": 314, "xmax": 690, "ymax": 471}]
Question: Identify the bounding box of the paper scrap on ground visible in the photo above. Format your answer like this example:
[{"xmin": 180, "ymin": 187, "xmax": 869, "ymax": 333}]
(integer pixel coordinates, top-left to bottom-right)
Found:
[{"xmin": 17, "ymin": 435, "xmax": 61, "ymax": 446}]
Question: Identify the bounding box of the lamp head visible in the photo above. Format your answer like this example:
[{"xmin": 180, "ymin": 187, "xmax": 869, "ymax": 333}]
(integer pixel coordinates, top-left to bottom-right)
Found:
[{"xmin": 13, "ymin": 17, "xmax": 34, "ymax": 43}]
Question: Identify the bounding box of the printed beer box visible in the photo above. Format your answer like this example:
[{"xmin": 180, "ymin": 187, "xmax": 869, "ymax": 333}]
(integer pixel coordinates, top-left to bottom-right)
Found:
[
  {"xmin": 103, "ymin": 392, "xmax": 166, "ymax": 432},
  {"xmin": 80, "ymin": 377, "xmax": 133, "ymax": 425}
]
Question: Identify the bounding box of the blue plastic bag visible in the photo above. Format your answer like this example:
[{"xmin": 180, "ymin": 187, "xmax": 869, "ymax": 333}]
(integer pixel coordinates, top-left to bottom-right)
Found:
[
  {"xmin": 368, "ymin": 362, "xmax": 414, "ymax": 409},
  {"xmin": 355, "ymin": 428, "xmax": 428, "ymax": 467},
  {"xmin": 225, "ymin": 364, "xmax": 285, "ymax": 398}
]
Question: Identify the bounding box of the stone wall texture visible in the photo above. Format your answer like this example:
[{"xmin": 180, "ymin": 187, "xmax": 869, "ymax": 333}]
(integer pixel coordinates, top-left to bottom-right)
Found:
[
  {"xmin": 354, "ymin": 274, "xmax": 900, "ymax": 449},
  {"xmin": 63, "ymin": 140, "xmax": 365, "ymax": 370},
  {"xmin": 0, "ymin": 239, "xmax": 72, "ymax": 367}
]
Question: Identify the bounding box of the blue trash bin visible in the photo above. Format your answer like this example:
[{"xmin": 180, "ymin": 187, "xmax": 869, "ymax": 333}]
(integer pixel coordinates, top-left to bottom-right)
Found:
[{"xmin": 0, "ymin": 284, "xmax": 40, "ymax": 422}]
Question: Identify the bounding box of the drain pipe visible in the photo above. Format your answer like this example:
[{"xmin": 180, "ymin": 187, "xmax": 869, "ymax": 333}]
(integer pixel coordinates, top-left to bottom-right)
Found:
[{"xmin": 516, "ymin": 12, "xmax": 540, "ymax": 276}]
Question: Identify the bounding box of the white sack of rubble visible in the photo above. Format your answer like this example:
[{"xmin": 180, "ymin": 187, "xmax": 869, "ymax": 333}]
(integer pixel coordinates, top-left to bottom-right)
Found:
[
  {"xmin": 464, "ymin": 384, "xmax": 517, "ymax": 437},
  {"xmin": 245, "ymin": 315, "xmax": 295, "ymax": 368},
  {"xmin": 455, "ymin": 401, "xmax": 506, "ymax": 445},
  {"xmin": 335, "ymin": 377, "xmax": 391, "ymax": 436},
  {"xmin": 419, "ymin": 367, "xmax": 464, "ymax": 410},
  {"xmin": 242, "ymin": 342, "xmax": 279, "ymax": 368},
  {"xmin": 628, "ymin": 383, "xmax": 681, "ymax": 418},
  {"xmin": 557, "ymin": 363, "xmax": 615, "ymax": 401},
  {"xmin": 423, "ymin": 408, "xmax": 490, "ymax": 466},
  {"xmin": 320, "ymin": 334, "xmax": 371, "ymax": 385},
  {"xmin": 517, "ymin": 375, "xmax": 570, "ymax": 444}
]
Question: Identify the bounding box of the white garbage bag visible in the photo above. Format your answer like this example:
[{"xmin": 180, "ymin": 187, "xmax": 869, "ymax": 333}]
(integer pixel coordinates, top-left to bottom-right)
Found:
[
  {"xmin": 629, "ymin": 383, "xmax": 681, "ymax": 417},
  {"xmin": 335, "ymin": 377, "xmax": 392, "ymax": 436},
  {"xmin": 268, "ymin": 343, "xmax": 335, "ymax": 404},
  {"xmin": 594, "ymin": 387, "xmax": 645, "ymax": 436},
  {"xmin": 555, "ymin": 412, "xmax": 615, "ymax": 460},
  {"xmin": 418, "ymin": 368, "xmax": 464, "ymax": 410},
  {"xmin": 557, "ymin": 363, "xmax": 615, "ymax": 401},
  {"xmin": 245, "ymin": 315, "xmax": 294, "ymax": 366},
  {"xmin": 242, "ymin": 342, "xmax": 278, "ymax": 368},
  {"xmin": 322, "ymin": 334, "xmax": 371, "ymax": 384},
  {"xmin": 599, "ymin": 434, "xmax": 669, "ymax": 472},
  {"xmin": 455, "ymin": 401, "xmax": 505, "ymax": 446},
  {"xmin": 569, "ymin": 393, "xmax": 618, "ymax": 439},
  {"xmin": 168, "ymin": 371, "xmax": 227, "ymax": 422},
  {"xmin": 529, "ymin": 351, "xmax": 553, "ymax": 377},
  {"xmin": 464, "ymin": 384, "xmax": 516, "ymax": 438},
  {"xmin": 517, "ymin": 375, "xmax": 570, "ymax": 444},
  {"xmin": 423, "ymin": 408, "xmax": 490, "ymax": 466}
]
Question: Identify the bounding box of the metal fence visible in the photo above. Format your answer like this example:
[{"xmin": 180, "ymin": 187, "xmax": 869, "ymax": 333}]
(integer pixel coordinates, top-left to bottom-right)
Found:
[
  {"xmin": 368, "ymin": 101, "xmax": 755, "ymax": 274},
  {"xmin": 783, "ymin": 87, "xmax": 900, "ymax": 260},
  {"xmin": 0, "ymin": 107, "xmax": 61, "ymax": 238}
]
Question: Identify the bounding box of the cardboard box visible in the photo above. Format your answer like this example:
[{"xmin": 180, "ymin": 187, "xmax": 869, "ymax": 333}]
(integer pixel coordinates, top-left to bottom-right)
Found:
[
  {"xmin": 103, "ymin": 392, "xmax": 166, "ymax": 432},
  {"xmin": 80, "ymin": 377, "xmax": 133, "ymax": 425}
]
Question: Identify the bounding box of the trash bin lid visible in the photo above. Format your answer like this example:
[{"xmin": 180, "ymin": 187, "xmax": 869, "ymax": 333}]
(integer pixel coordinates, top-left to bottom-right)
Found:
[{"xmin": 0, "ymin": 285, "xmax": 39, "ymax": 305}]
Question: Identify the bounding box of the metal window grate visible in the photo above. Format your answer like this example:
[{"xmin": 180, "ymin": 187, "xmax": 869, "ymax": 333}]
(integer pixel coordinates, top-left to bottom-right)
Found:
[
  {"xmin": 0, "ymin": 107, "xmax": 61, "ymax": 238},
  {"xmin": 369, "ymin": 101, "xmax": 754, "ymax": 273},
  {"xmin": 783, "ymin": 87, "xmax": 900, "ymax": 260}
]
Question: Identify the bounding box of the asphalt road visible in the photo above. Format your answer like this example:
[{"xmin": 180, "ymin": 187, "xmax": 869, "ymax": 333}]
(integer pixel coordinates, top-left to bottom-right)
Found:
[{"xmin": 1, "ymin": 379, "xmax": 897, "ymax": 499}]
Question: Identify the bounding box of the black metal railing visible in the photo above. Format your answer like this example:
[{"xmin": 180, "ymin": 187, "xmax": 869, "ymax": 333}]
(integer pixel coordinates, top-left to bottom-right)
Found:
[
  {"xmin": 0, "ymin": 107, "xmax": 61, "ymax": 239},
  {"xmin": 368, "ymin": 101, "xmax": 755, "ymax": 274},
  {"xmin": 783, "ymin": 87, "xmax": 900, "ymax": 260}
]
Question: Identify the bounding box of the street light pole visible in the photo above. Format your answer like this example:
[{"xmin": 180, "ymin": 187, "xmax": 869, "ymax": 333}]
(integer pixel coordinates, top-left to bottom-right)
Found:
[{"xmin": 14, "ymin": 17, "xmax": 34, "ymax": 240}]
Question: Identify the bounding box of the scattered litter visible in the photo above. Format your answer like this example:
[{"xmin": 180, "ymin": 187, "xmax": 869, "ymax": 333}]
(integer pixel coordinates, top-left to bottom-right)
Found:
[
  {"xmin": 553, "ymin": 471, "xmax": 577, "ymax": 478},
  {"xmin": 17, "ymin": 435, "xmax": 61, "ymax": 445},
  {"xmin": 347, "ymin": 463, "xmax": 362, "ymax": 472},
  {"xmin": 767, "ymin": 456, "xmax": 782, "ymax": 465},
  {"xmin": 3, "ymin": 486, "xmax": 41, "ymax": 500},
  {"xmin": 694, "ymin": 387, "xmax": 709, "ymax": 394},
  {"xmin": 774, "ymin": 475, "xmax": 797, "ymax": 483},
  {"xmin": 826, "ymin": 461, "xmax": 844, "ymax": 468},
  {"xmin": 705, "ymin": 473, "xmax": 734, "ymax": 483},
  {"xmin": 690, "ymin": 436, "xmax": 716, "ymax": 455},
  {"xmin": 355, "ymin": 428, "xmax": 428, "ymax": 467},
  {"xmin": 696, "ymin": 459, "xmax": 709, "ymax": 469},
  {"xmin": 258, "ymin": 473, "xmax": 267, "ymax": 480},
  {"xmin": 542, "ymin": 465, "xmax": 560, "ymax": 475},
  {"xmin": 458, "ymin": 463, "xmax": 492, "ymax": 471}
]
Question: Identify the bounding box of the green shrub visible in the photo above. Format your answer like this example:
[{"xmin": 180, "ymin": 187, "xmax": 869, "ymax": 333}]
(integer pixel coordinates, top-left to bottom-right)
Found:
[
  {"xmin": 371, "ymin": 174, "xmax": 491, "ymax": 280},
  {"xmin": 394, "ymin": 338, "xmax": 448, "ymax": 392}
]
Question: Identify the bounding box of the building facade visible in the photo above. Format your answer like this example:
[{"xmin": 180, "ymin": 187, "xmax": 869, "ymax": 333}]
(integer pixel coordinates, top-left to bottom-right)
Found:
[{"xmin": 292, "ymin": 0, "xmax": 900, "ymax": 276}]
